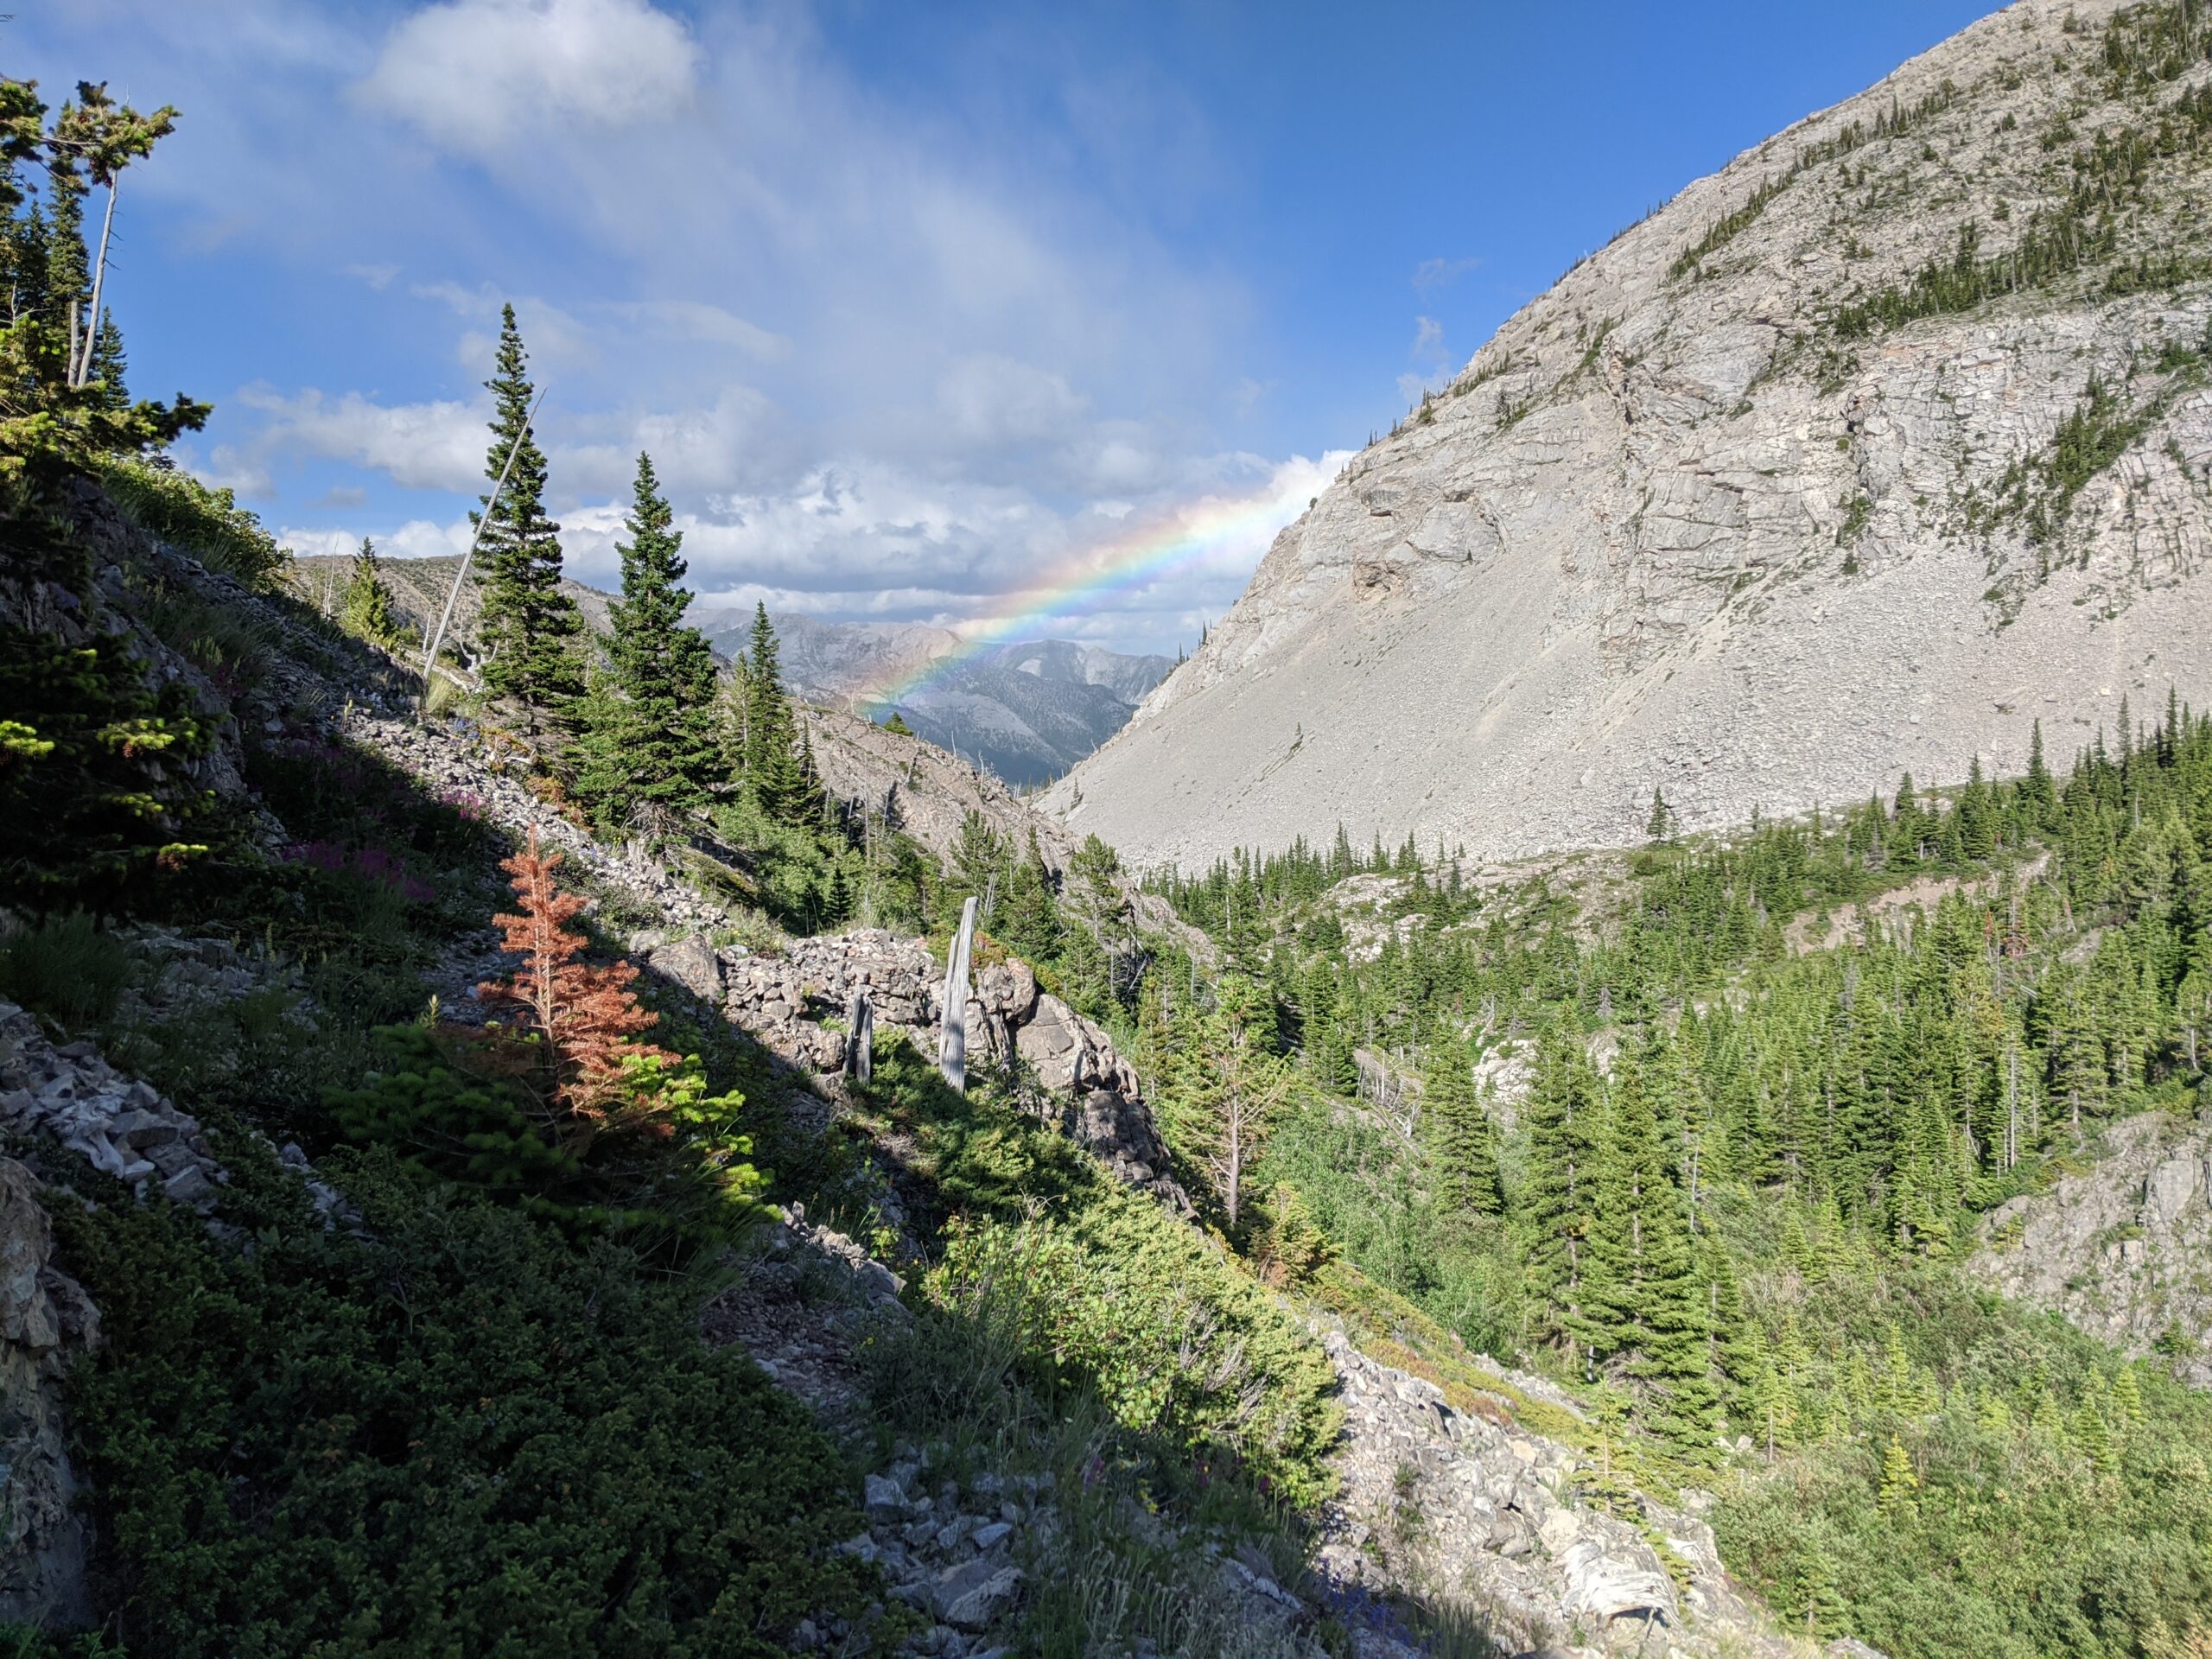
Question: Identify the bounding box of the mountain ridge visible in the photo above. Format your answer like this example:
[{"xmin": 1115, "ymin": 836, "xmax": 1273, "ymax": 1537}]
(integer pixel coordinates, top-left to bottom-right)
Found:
[
  {"xmin": 1049, "ymin": 0, "xmax": 2212, "ymax": 869},
  {"xmin": 285, "ymin": 555, "xmax": 1172, "ymax": 786}
]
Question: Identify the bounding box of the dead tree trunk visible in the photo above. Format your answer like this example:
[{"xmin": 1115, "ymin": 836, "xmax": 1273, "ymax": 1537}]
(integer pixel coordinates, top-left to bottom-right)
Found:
[
  {"xmin": 938, "ymin": 896, "xmax": 977, "ymax": 1092},
  {"xmin": 845, "ymin": 988, "xmax": 874, "ymax": 1086}
]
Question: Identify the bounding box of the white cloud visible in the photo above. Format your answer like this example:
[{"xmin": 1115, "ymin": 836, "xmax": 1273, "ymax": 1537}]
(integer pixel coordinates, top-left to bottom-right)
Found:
[
  {"xmin": 234, "ymin": 385, "xmax": 488, "ymax": 492},
  {"xmin": 359, "ymin": 0, "xmax": 701, "ymax": 158},
  {"xmin": 611, "ymin": 300, "xmax": 790, "ymax": 361}
]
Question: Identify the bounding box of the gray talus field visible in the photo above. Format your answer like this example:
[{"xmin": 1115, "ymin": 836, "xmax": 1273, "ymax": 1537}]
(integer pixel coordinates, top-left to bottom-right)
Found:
[{"xmin": 1052, "ymin": 0, "xmax": 2212, "ymax": 868}]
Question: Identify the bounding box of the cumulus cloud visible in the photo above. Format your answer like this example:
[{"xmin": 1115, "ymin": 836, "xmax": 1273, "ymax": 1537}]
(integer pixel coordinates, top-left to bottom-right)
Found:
[
  {"xmin": 234, "ymin": 385, "xmax": 488, "ymax": 493},
  {"xmin": 359, "ymin": 0, "xmax": 701, "ymax": 158}
]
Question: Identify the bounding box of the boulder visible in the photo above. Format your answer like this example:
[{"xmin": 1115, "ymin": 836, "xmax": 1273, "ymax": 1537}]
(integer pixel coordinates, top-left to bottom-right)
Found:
[
  {"xmin": 645, "ymin": 934, "xmax": 724, "ymax": 1003},
  {"xmin": 976, "ymin": 960, "xmax": 1037, "ymax": 1024},
  {"xmin": 0, "ymin": 1159, "xmax": 97, "ymax": 1629},
  {"xmin": 931, "ymin": 1556, "xmax": 1022, "ymax": 1631}
]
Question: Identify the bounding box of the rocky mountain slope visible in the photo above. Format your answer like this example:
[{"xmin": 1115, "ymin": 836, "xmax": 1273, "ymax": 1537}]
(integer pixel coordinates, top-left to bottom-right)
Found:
[
  {"xmin": 287, "ymin": 557, "xmax": 1169, "ymax": 786},
  {"xmin": 696, "ymin": 613, "xmax": 1172, "ymax": 788},
  {"xmin": 10, "ymin": 492, "xmax": 1854, "ymax": 1659},
  {"xmin": 1969, "ymin": 1108, "xmax": 2212, "ymax": 1386},
  {"xmin": 1052, "ymin": 0, "xmax": 2212, "ymax": 869}
]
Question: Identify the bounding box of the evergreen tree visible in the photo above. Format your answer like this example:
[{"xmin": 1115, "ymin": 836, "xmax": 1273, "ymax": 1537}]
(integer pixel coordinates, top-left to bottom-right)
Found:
[
  {"xmin": 736, "ymin": 602, "xmax": 806, "ymax": 821},
  {"xmin": 1423, "ymin": 1045, "xmax": 1503, "ymax": 1224},
  {"xmin": 474, "ymin": 304, "xmax": 582, "ymax": 749},
  {"xmin": 573, "ymin": 452, "xmax": 720, "ymax": 828},
  {"xmin": 1516, "ymin": 1030, "xmax": 1607, "ymax": 1367},
  {"xmin": 1587, "ymin": 1046, "xmax": 1718, "ymax": 1456},
  {"xmin": 1877, "ymin": 1433, "xmax": 1919, "ymax": 1518},
  {"xmin": 88, "ymin": 306, "xmax": 126, "ymax": 410},
  {"xmin": 340, "ymin": 536, "xmax": 402, "ymax": 649}
]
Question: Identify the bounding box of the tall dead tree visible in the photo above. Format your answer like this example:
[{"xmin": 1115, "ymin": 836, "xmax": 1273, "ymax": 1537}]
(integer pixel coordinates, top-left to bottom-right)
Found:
[{"xmin": 938, "ymin": 896, "xmax": 977, "ymax": 1092}]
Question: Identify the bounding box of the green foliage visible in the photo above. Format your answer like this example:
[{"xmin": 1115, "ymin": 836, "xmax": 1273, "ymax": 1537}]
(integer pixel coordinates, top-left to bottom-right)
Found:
[
  {"xmin": 0, "ymin": 909, "xmax": 131, "ymax": 1030},
  {"xmin": 859, "ymin": 1035, "xmax": 1341, "ymax": 1503},
  {"xmin": 0, "ymin": 594, "xmax": 232, "ymax": 909},
  {"xmin": 473, "ymin": 303, "xmax": 582, "ymax": 743},
  {"xmin": 0, "ymin": 79, "xmax": 208, "ymax": 507},
  {"xmin": 99, "ymin": 459, "xmax": 288, "ymax": 592},
  {"xmin": 337, "ymin": 537, "xmax": 402, "ymax": 648},
  {"xmin": 1155, "ymin": 687, "xmax": 2212, "ymax": 1656},
  {"xmin": 54, "ymin": 1153, "xmax": 875, "ymax": 1658},
  {"xmin": 327, "ymin": 1026, "xmax": 766, "ymax": 1252},
  {"xmin": 569, "ymin": 453, "xmax": 721, "ymax": 831}
]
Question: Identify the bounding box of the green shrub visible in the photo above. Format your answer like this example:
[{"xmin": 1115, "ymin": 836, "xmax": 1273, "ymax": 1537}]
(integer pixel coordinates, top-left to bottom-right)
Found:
[
  {"xmin": 861, "ymin": 1036, "xmax": 1340, "ymax": 1503},
  {"xmin": 328, "ymin": 1027, "xmax": 767, "ymax": 1253},
  {"xmin": 0, "ymin": 619, "xmax": 234, "ymax": 909},
  {"xmin": 0, "ymin": 912, "xmax": 133, "ymax": 1031},
  {"xmin": 55, "ymin": 1152, "xmax": 875, "ymax": 1658},
  {"xmin": 99, "ymin": 460, "xmax": 289, "ymax": 592}
]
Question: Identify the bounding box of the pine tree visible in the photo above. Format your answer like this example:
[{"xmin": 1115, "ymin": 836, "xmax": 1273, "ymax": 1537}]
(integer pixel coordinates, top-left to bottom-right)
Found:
[
  {"xmin": 2025, "ymin": 719, "xmax": 2058, "ymax": 826},
  {"xmin": 474, "ymin": 304, "xmax": 582, "ymax": 749},
  {"xmin": 573, "ymin": 452, "xmax": 720, "ymax": 829},
  {"xmin": 1160, "ymin": 975, "xmax": 1290, "ymax": 1231},
  {"xmin": 88, "ymin": 307, "xmax": 126, "ymax": 410},
  {"xmin": 474, "ymin": 830, "xmax": 667, "ymax": 1152},
  {"xmin": 1516, "ymin": 1030, "xmax": 1607, "ymax": 1366},
  {"xmin": 2111, "ymin": 1363, "xmax": 2145, "ymax": 1429},
  {"xmin": 736, "ymin": 602, "xmax": 805, "ymax": 821},
  {"xmin": 1646, "ymin": 786, "xmax": 1673, "ymax": 844},
  {"xmin": 1796, "ymin": 1543, "xmax": 1850, "ymax": 1637},
  {"xmin": 2072, "ymin": 1397, "xmax": 2118, "ymax": 1475},
  {"xmin": 1877, "ymin": 1433, "xmax": 1919, "ymax": 1517},
  {"xmin": 340, "ymin": 536, "xmax": 402, "ymax": 649},
  {"xmin": 1423, "ymin": 1045, "xmax": 1503, "ymax": 1224},
  {"xmin": 1587, "ymin": 1046, "xmax": 1717, "ymax": 1456}
]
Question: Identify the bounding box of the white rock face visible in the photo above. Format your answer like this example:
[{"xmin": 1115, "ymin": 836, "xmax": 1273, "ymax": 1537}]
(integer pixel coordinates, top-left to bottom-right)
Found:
[
  {"xmin": 1052, "ymin": 0, "xmax": 2212, "ymax": 868},
  {"xmin": 1967, "ymin": 1110, "xmax": 2212, "ymax": 1385}
]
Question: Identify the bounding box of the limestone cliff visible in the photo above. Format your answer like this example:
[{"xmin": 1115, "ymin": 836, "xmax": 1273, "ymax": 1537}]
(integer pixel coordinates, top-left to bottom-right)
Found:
[{"xmin": 1053, "ymin": 0, "xmax": 2212, "ymax": 868}]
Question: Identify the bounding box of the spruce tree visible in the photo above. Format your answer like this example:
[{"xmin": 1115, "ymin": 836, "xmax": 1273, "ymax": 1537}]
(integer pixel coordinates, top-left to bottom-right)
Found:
[
  {"xmin": 1877, "ymin": 1433, "xmax": 1919, "ymax": 1517},
  {"xmin": 737, "ymin": 602, "xmax": 805, "ymax": 821},
  {"xmin": 340, "ymin": 536, "xmax": 402, "ymax": 649},
  {"xmin": 574, "ymin": 452, "xmax": 720, "ymax": 828},
  {"xmin": 1587, "ymin": 1046, "xmax": 1717, "ymax": 1457},
  {"xmin": 1516, "ymin": 1030, "xmax": 1607, "ymax": 1366},
  {"xmin": 88, "ymin": 307, "xmax": 127, "ymax": 410},
  {"xmin": 474, "ymin": 304, "xmax": 582, "ymax": 749},
  {"xmin": 1423, "ymin": 1045, "xmax": 1503, "ymax": 1224}
]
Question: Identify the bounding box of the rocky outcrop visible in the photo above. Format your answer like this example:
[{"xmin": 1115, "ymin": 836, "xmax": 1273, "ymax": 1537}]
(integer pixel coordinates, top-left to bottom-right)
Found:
[
  {"xmin": 717, "ymin": 932, "xmax": 1189, "ymax": 1211},
  {"xmin": 0, "ymin": 1160, "xmax": 99, "ymax": 1630},
  {"xmin": 1054, "ymin": 0, "xmax": 2212, "ymax": 868},
  {"xmin": 1967, "ymin": 1109, "xmax": 2212, "ymax": 1385},
  {"xmin": 0, "ymin": 1001, "xmax": 227, "ymax": 1211},
  {"xmin": 1316, "ymin": 1327, "xmax": 1848, "ymax": 1658}
]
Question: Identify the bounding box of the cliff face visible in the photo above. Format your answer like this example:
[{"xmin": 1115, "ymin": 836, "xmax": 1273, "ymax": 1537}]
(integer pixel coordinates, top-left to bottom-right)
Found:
[
  {"xmin": 1968, "ymin": 1109, "xmax": 2212, "ymax": 1384},
  {"xmin": 1053, "ymin": 0, "xmax": 2212, "ymax": 868}
]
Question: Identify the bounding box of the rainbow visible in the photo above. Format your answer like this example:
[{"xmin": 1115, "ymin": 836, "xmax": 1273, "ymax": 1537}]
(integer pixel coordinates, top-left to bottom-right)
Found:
[{"xmin": 862, "ymin": 468, "xmax": 1320, "ymax": 710}]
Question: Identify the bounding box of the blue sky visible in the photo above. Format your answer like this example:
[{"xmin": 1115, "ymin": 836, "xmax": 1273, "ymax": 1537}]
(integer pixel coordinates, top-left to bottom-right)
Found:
[{"xmin": 16, "ymin": 0, "xmax": 1995, "ymax": 654}]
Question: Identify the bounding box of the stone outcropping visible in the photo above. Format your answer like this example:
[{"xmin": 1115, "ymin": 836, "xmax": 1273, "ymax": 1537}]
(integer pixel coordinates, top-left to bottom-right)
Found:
[
  {"xmin": 1053, "ymin": 0, "xmax": 2212, "ymax": 868},
  {"xmin": 0, "ymin": 1160, "xmax": 99, "ymax": 1629},
  {"xmin": 0, "ymin": 1001, "xmax": 227, "ymax": 1211},
  {"xmin": 716, "ymin": 932, "xmax": 1189, "ymax": 1210},
  {"xmin": 1967, "ymin": 1109, "xmax": 2212, "ymax": 1385},
  {"xmin": 1318, "ymin": 1327, "xmax": 1866, "ymax": 1658}
]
